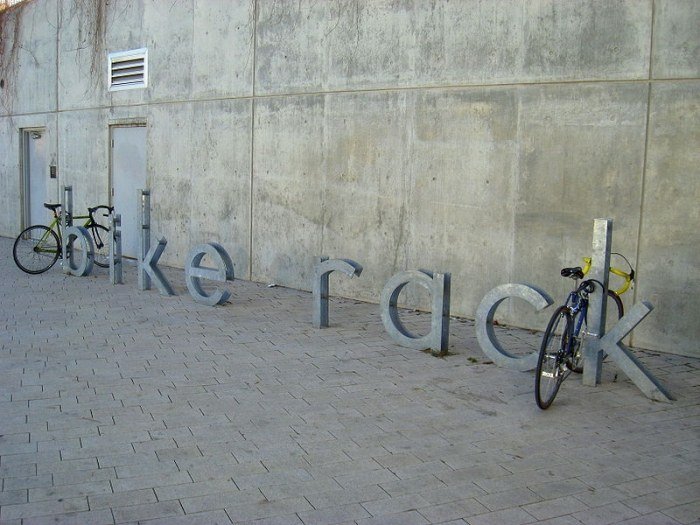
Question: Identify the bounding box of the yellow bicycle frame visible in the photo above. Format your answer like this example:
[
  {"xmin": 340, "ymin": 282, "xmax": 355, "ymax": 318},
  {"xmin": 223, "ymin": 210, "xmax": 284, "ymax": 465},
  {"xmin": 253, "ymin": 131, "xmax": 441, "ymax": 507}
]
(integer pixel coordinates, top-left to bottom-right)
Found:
[{"xmin": 582, "ymin": 257, "xmax": 633, "ymax": 296}]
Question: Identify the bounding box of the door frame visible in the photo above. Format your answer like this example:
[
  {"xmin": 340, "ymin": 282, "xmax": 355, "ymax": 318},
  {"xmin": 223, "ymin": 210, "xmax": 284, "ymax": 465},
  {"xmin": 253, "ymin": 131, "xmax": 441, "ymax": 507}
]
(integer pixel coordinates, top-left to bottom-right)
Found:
[
  {"xmin": 109, "ymin": 120, "xmax": 147, "ymax": 259},
  {"xmin": 20, "ymin": 127, "xmax": 47, "ymax": 230},
  {"xmin": 108, "ymin": 120, "xmax": 147, "ymax": 206}
]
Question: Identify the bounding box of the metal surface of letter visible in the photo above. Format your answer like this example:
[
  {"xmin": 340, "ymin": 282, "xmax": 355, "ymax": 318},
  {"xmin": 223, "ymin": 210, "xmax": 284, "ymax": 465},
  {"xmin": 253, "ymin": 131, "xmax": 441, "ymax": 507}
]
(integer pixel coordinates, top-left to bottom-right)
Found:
[
  {"xmin": 61, "ymin": 185, "xmax": 73, "ymax": 273},
  {"xmin": 592, "ymin": 302, "xmax": 673, "ymax": 402},
  {"xmin": 139, "ymin": 236, "xmax": 174, "ymax": 296},
  {"xmin": 185, "ymin": 243, "xmax": 234, "ymax": 306},
  {"xmin": 109, "ymin": 214, "xmax": 123, "ymax": 285},
  {"xmin": 137, "ymin": 189, "xmax": 151, "ymax": 290},
  {"xmin": 583, "ymin": 219, "xmax": 612, "ymax": 386},
  {"xmin": 312, "ymin": 256, "xmax": 363, "ymax": 328},
  {"xmin": 380, "ymin": 270, "xmax": 450, "ymax": 356},
  {"xmin": 475, "ymin": 284, "xmax": 553, "ymax": 371},
  {"xmin": 63, "ymin": 226, "xmax": 94, "ymax": 277}
]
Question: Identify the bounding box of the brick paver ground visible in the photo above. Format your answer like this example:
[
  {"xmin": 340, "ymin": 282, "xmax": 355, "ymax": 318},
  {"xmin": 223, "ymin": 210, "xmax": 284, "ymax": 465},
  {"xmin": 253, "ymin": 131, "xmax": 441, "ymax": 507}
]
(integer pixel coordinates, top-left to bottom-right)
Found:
[{"xmin": 1, "ymin": 236, "xmax": 698, "ymax": 525}]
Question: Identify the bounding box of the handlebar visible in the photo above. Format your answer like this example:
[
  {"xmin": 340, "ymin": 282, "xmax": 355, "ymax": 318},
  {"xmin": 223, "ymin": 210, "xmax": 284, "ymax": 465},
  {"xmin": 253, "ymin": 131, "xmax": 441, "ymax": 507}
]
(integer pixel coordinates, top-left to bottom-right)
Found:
[
  {"xmin": 88, "ymin": 205, "xmax": 114, "ymax": 219},
  {"xmin": 44, "ymin": 203, "xmax": 114, "ymax": 221},
  {"xmin": 579, "ymin": 253, "xmax": 635, "ymax": 296}
]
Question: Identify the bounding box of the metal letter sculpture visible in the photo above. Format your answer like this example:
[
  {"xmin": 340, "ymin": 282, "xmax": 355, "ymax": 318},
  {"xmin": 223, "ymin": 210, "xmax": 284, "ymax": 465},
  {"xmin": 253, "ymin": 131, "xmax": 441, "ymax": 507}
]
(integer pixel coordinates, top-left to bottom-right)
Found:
[
  {"xmin": 581, "ymin": 218, "xmax": 673, "ymax": 402},
  {"xmin": 61, "ymin": 185, "xmax": 73, "ymax": 273},
  {"xmin": 109, "ymin": 213, "xmax": 123, "ymax": 285},
  {"xmin": 139, "ymin": 237, "xmax": 175, "ymax": 296},
  {"xmin": 137, "ymin": 189, "xmax": 152, "ymax": 291},
  {"xmin": 593, "ymin": 302, "xmax": 673, "ymax": 402},
  {"xmin": 582, "ymin": 219, "xmax": 612, "ymax": 385},
  {"xmin": 313, "ymin": 257, "xmax": 363, "ymax": 328},
  {"xmin": 475, "ymin": 284, "xmax": 552, "ymax": 371},
  {"xmin": 380, "ymin": 270, "xmax": 450, "ymax": 356},
  {"xmin": 185, "ymin": 243, "xmax": 234, "ymax": 306},
  {"xmin": 63, "ymin": 226, "xmax": 94, "ymax": 277}
]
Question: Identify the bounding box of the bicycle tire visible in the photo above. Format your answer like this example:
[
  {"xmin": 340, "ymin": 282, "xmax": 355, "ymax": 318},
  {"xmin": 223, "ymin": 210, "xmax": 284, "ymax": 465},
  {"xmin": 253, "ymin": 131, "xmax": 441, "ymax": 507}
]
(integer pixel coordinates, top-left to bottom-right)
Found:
[
  {"xmin": 13, "ymin": 225, "xmax": 60, "ymax": 274},
  {"xmin": 570, "ymin": 290, "xmax": 623, "ymax": 373},
  {"xmin": 536, "ymin": 306, "xmax": 572, "ymax": 410},
  {"xmin": 90, "ymin": 224, "xmax": 111, "ymax": 268}
]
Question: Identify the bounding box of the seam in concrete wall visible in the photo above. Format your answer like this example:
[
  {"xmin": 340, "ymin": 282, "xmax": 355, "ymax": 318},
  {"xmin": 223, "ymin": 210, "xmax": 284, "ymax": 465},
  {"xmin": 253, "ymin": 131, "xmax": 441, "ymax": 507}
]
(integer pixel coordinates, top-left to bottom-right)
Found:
[{"xmin": 249, "ymin": 0, "xmax": 258, "ymax": 282}]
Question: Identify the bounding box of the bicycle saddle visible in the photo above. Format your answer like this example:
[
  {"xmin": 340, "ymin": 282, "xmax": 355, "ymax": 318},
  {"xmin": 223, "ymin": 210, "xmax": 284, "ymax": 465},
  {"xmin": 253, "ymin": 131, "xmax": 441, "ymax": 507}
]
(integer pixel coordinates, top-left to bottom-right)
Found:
[
  {"xmin": 44, "ymin": 203, "xmax": 61, "ymax": 212},
  {"xmin": 561, "ymin": 266, "xmax": 584, "ymax": 279}
]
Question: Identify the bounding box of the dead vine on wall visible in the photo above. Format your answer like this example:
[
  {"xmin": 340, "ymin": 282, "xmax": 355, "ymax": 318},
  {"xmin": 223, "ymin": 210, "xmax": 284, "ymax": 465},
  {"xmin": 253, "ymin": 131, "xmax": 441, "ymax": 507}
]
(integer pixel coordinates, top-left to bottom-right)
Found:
[
  {"xmin": 0, "ymin": 1, "xmax": 23, "ymax": 112},
  {"xmin": 72, "ymin": 0, "xmax": 107, "ymax": 92}
]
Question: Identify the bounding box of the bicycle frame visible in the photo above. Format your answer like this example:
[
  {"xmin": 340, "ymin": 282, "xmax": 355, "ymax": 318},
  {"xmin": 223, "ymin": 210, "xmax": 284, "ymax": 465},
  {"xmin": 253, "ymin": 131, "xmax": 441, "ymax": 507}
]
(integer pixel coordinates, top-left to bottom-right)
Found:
[
  {"xmin": 26, "ymin": 211, "xmax": 99, "ymax": 257},
  {"xmin": 566, "ymin": 289, "xmax": 588, "ymax": 341}
]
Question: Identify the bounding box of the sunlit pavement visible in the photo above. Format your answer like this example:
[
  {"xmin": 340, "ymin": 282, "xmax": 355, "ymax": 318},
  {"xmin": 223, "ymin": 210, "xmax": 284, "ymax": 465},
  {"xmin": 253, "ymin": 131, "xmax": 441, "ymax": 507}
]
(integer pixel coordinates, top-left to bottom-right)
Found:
[{"xmin": 1, "ymin": 236, "xmax": 698, "ymax": 525}]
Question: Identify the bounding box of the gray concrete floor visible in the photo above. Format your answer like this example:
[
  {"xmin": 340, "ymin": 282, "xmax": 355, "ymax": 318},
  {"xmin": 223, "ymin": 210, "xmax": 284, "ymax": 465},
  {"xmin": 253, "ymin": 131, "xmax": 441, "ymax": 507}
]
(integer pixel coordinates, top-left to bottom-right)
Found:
[{"xmin": 1, "ymin": 236, "xmax": 698, "ymax": 525}]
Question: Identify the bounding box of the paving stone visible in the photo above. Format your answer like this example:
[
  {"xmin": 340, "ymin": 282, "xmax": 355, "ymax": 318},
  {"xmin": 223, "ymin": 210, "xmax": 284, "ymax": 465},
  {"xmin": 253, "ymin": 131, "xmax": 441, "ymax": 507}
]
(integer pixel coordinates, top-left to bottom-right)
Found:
[
  {"xmin": 297, "ymin": 503, "xmax": 372, "ymax": 525},
  {"xmin": 417, "ymin": 498, "xmax": 490, "ymax": 523},
  {"xmin": 521, "ymin": 495, "xmax": 590, "ymax": 521},
  {"xmin": 112, "ymin": 500, "xmax": 185, "ymax": 523},
  {"xmin": 141, "ymin": 510, "xmax": 233, "ymax": 524},
  {"xmin": 356, "ymin": 510, "xmax": 430, "ymax": 525},
  {"xmin": 21, "ymin": 508, "xmax": 116, "ymax": 525},
  {"xmin": 0, "ymin": 496, "xmax": 89, "ymax": 520},
  {"xmin": 88, "ymin": 488, "xmax": 158, "ymax": 510},
  {"xmin": 28, "ymin": 480, "xmax": 112, "ymax": 502},
  {"xmin": 465, "ymin": 507, "xmax": 537, "ymax": 525}
]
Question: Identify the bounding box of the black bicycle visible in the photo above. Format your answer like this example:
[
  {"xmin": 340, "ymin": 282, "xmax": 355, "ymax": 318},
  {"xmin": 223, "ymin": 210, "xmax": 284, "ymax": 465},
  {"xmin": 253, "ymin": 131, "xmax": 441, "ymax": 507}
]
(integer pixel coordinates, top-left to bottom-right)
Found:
[
  {"xmin": 13, "ymin": 203, "xmax": 113, "ymax": 274},
  {"xmin": 535, "ymin": 267, "xmax": 599, "ymax": 409}
]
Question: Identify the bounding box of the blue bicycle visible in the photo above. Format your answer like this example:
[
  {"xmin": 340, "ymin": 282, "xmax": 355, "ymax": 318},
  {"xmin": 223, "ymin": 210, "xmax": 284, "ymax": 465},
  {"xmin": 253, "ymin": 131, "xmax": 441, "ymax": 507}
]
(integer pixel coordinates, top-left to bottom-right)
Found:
[{"xmin": 535, "ymin": 267, "xmax": 597, "ymax": 409}]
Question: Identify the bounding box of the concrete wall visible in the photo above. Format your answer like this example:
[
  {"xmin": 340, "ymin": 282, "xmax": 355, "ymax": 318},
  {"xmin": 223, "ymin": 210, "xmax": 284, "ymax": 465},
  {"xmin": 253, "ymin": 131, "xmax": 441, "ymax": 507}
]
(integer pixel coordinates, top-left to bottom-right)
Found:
[{"xmin": 0, "ymin": 0, "xmax": 698, "ymax": 356}]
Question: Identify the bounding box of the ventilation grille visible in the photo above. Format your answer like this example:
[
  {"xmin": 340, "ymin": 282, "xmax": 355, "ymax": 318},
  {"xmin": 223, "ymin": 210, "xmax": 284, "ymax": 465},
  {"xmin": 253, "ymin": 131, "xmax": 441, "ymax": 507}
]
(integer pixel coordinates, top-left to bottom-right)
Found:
[{"xmin": 108, "ymin": 49, "xmax": 148, "ymax": 91}]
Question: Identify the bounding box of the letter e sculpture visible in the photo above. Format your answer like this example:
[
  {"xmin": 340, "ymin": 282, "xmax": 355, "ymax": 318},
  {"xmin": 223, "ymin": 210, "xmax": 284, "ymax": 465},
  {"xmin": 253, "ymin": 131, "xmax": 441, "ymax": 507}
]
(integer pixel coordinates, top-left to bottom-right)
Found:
[{"xmin": 185, "ymin": 243, "xmax": 234, "ymax": 306}]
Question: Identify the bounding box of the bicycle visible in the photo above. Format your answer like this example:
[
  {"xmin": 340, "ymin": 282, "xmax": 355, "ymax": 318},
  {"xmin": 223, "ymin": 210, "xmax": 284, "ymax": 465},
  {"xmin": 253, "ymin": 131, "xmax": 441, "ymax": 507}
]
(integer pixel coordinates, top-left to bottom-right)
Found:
[
  {"xmin": 535, "ymin": 270, "xmax": 597, "ymax": 409},
  {"xmin": 535, "ymin": 254, "xmax": 635, "ymax": 409},
  {"xmin": 12, "ymin": 203, "xmax": 113, "ymax": 274}
]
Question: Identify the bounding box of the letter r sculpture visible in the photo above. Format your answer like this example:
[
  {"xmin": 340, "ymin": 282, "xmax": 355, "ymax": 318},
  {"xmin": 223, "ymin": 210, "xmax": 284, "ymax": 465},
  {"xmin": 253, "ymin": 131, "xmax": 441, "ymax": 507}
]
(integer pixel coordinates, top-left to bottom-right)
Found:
[{"xmin": 313, "ymin": 257, "xmax": 363, "ymax": 328}]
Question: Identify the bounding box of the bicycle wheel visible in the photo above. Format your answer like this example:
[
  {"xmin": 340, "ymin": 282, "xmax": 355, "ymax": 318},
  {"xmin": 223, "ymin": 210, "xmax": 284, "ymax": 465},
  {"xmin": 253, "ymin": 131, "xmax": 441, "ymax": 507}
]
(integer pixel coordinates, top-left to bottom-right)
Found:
[
  {"xmin": 536, "ymin": 306, "xmax": 572, "ymax": 410},
  {"xmin": 570, "ymin": 290, "xmax": 623, "ymax": 373},
  {"xmin": 90, "ymin": 224, "xmax": 111, "ymax": 268},
  {"xmin": 13, "ymin": 225, "xmax": 60, "ymax": 274},
  {"xmin": 607, "ymin": 289, "xmax": 624, "ymax": 322}
]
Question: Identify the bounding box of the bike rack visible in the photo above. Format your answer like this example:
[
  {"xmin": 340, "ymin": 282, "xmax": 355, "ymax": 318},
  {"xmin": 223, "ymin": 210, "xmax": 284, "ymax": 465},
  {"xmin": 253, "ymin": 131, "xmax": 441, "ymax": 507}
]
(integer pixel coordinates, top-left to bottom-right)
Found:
[
  {"xmin": 583, "ymin": 218, "xmax": 673, "ymax": 402},
  {"xmin": 61, "ymin": 185, "xmax": 73, "ymax": 274},
  {"xmin": 109, "ymin": 213, "xmax": 123, "ymax": 285},
  {"xmin": 138, "ymin": 189, "xmax": 151, "ymax": 291}
]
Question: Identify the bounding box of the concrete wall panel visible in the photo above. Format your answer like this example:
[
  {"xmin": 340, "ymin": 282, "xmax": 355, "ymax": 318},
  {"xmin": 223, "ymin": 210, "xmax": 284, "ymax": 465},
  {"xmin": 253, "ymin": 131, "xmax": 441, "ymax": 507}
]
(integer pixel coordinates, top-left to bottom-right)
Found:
[
  {"xmin": 253, "ymin": 88, "xmax": 519, "ymax": 312},
  {"xmin": 0, "ymin": 0, "xmax": 57, "ymax": 116},
  {"xmin": 58, "ymin": 0, "xmax": 254, "ymax": 111},
  {"xmin": 653, "ymin": 0, "xmax": 700, "ymax": 78},
  {"xmin": 57, "ymin": 109, "xmax": 111, "ymax": 212},
  {"xmin": 510, "ymin": 83, "xmax": 648, "ymax": 328},
  {"xmin": 635, "ymin": 82, "xmax": 700, "ymax": 354},
  {"xmin": 255, "ymin": 0, "xmax": 651, "ymax": 95},
  {"xmin": 148, "ymin": 99, "xmax": 252, "ymax": 275},
  {"xmin": 0, "ymin": 117, "xmax": 22, "ymax": 236}
]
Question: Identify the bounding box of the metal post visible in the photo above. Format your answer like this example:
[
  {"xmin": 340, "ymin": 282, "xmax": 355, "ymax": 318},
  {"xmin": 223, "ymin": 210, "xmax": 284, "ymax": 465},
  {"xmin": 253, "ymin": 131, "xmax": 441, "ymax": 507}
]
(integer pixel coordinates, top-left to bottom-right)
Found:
[
  {"xmin": 109, "ymin": 213, "xmax": 123, "ymax": 285},
  {"xmin": 61, "ymin": 185, "xmax": 73, "ymax": 273},
  {"xmin": 138, "ymin": 189, "xmax": 151, "ymax": 290},
  {"xmin": 583, "ymin": 219, "xmax": 612, "ymax": 386}
]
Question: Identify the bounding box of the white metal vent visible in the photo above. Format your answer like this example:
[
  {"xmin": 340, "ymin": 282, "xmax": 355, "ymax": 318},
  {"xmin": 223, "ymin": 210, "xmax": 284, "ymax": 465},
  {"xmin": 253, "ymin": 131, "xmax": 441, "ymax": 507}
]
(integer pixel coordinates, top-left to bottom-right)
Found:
[{"xmin": 108, "ymin": 48, "xmax": 148, "ymax": 91}]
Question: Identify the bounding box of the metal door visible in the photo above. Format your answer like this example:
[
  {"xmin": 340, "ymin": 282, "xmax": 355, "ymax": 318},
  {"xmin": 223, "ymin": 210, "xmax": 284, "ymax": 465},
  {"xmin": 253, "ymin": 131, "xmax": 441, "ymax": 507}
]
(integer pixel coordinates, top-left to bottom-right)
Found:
[
  {"xmin": 110, "ymin": 125, "xmax": 147, "ymax": 258},
  {"xmin": 23, "ymin": 129, "xmax": 48, "ymax": 228}
]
